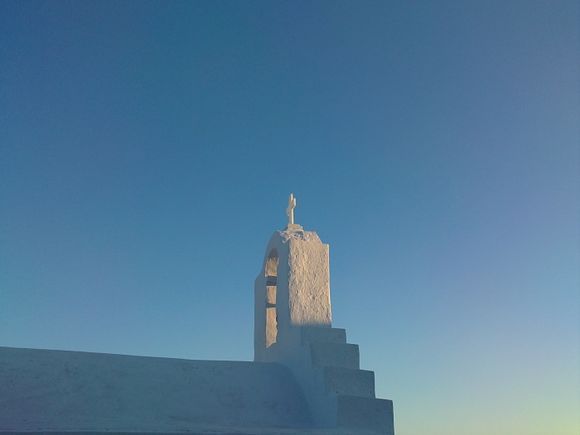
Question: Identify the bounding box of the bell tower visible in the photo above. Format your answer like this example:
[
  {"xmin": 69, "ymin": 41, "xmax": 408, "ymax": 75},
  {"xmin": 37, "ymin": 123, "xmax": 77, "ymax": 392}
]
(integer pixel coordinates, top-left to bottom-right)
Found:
[
  {"xmin": 253, "ymin": 194, "xmax": 395, "ymax": 434},
  {"xmin": 254, "ymin": 193, "xmax": 332, "ymax": 361}
]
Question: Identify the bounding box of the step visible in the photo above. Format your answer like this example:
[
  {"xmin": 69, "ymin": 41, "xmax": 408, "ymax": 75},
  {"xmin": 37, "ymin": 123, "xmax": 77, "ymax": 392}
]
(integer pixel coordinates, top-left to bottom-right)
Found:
[
  {"xmin": 301, "ymin": 327, "xmax": 346, "ymax": 344},
  {"xmin": 336, "ymin": 395, "xmax": 394, "ymax": 434},
  {"xmin": 323, "ymin": 366, "xmax": 375, "ymax": 398},
  {"xmin": 310, "ymin": 342, "xmax": 359, "ymax": 369}
]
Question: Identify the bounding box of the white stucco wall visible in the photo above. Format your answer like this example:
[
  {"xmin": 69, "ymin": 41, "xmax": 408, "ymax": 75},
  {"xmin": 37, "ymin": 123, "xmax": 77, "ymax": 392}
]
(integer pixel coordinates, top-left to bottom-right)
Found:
[{"xmin": 287, "ymin": 230, "xmax": 332, "ymax": 327}]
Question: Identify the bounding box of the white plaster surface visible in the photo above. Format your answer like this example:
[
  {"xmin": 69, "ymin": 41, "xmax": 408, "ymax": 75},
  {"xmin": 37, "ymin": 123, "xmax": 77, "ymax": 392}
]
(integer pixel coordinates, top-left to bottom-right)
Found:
[{"xmin": 287, "ymin": 230, "xmax": 332, "ymax": 327}]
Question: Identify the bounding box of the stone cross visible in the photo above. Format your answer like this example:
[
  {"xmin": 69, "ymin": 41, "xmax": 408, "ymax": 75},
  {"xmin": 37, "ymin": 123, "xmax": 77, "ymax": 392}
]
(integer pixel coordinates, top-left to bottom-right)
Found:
[{"xmin": 286, "ymin": 193, "xmax": 297, "ymax": 226}]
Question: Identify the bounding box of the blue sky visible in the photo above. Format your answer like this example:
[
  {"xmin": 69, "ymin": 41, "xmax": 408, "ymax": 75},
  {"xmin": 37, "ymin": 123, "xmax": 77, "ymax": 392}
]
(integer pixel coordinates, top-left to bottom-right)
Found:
[{"xmin": 0, "ymin": 2, "xmax": 578, "ymax": 434}]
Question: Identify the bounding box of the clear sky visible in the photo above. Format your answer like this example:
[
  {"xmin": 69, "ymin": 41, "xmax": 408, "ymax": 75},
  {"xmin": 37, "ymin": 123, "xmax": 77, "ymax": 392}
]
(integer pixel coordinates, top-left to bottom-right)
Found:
[{"xmin": 1, "ymin": 2, "xmax": 578, "ymax": 434}]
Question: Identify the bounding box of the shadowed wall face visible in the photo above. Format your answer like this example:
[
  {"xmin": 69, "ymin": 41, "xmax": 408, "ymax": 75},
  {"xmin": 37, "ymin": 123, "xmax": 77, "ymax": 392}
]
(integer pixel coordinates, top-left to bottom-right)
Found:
[{"xmin": 0, "ymin": 347, "xmax": 312, "ymax": 432}]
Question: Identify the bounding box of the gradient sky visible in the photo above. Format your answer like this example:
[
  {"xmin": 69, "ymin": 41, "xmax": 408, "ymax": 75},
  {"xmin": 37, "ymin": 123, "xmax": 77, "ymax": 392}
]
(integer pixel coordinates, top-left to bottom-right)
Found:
[{"xmin": 1, "ymin": 2, "xmax": 578, "ymax": 434}]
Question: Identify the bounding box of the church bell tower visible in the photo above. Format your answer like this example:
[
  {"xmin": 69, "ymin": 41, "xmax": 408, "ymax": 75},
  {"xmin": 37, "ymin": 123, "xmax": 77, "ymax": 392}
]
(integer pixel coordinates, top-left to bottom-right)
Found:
[
  {"xmin": 253, "ymin": 194, "xmax": 395, "ymax": 434},
  {"xmin": 254, "ymin": 193, "xmax": 332, "ymax": 361}
]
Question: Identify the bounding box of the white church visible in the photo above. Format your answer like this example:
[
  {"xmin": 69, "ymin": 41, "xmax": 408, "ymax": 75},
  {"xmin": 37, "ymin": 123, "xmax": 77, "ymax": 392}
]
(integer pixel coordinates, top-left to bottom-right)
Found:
[{"xmin": 0, "ymin": 195, "xmax": 395, "ymax": 434}]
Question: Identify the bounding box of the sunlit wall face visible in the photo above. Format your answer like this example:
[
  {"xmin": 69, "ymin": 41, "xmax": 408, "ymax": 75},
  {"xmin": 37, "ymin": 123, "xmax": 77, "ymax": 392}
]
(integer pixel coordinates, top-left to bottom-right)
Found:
[{"xmin": 0, "ymin": 2, "xmax": 578, "ymax": 435}]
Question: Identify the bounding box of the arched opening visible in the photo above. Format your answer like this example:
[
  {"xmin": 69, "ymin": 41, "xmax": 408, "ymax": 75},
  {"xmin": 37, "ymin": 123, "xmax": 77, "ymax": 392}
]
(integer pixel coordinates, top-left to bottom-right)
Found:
[{"xmin": 264, "ymin": 249, "xmax": 278, "ymax": 348}]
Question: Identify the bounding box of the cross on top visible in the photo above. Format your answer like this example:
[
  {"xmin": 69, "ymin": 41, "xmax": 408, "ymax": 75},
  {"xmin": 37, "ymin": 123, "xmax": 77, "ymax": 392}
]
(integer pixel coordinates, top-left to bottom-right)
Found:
[{"xmin": 286, "ymin": 193, "xmax": 297, "ymax": 226}]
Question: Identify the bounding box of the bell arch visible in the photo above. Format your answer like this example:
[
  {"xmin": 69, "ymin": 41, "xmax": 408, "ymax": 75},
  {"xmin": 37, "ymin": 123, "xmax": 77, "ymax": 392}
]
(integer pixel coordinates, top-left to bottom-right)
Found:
[{"xmin": 264, "ymin": 249, "xmax": 278, "ymax": 348}]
